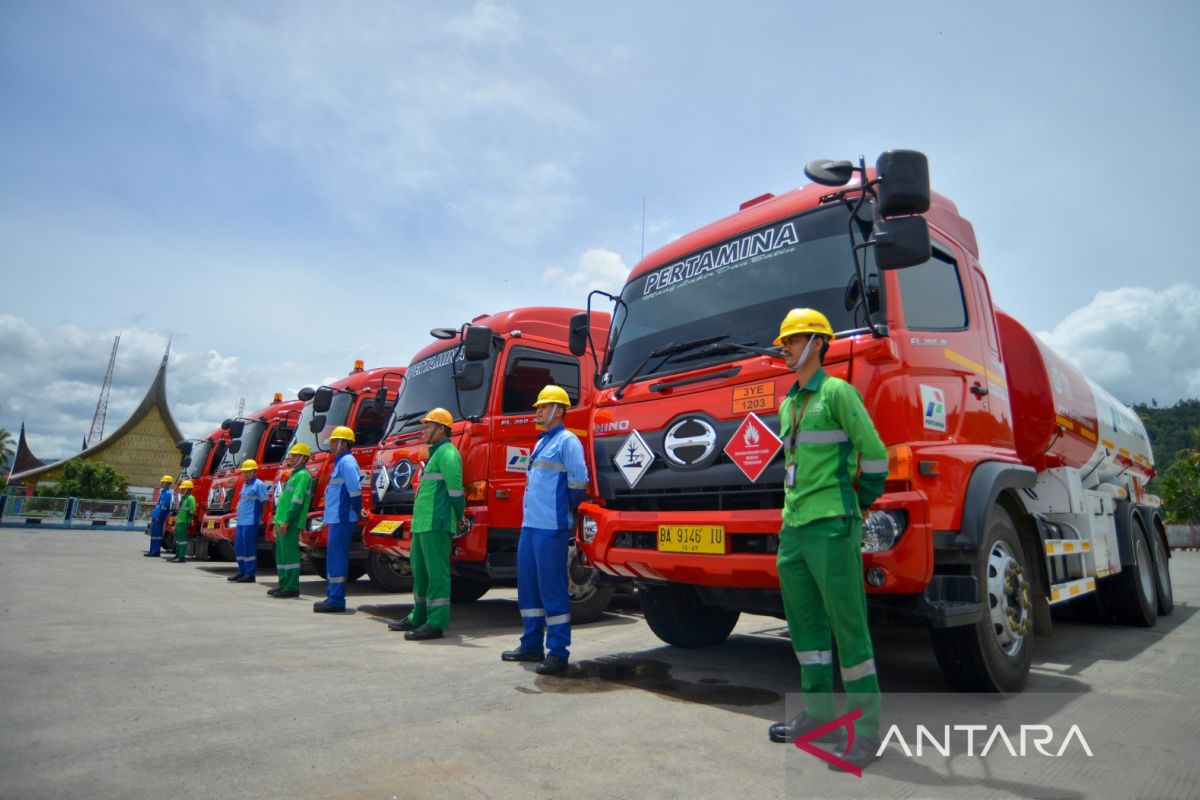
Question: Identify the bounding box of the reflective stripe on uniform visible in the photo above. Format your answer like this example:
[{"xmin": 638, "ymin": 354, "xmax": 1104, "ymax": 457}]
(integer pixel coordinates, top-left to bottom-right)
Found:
[
  {"xmin": 423, "ymin": 472, "xmax": 443, "ymax": 481},
  {"xmin": 530, "ymin": 459, "xmax": 566, "ymax": 472},
  {"xmin": 796, "ymin": 649, "xmax": 834, "ymax": 666},
  {"xmin": 412, "ymin": 595, "xmax": 425, "ymax": 604},
  {"xmin": 290, "ymin": 496, "xmax": 304, "ymax": 504},
  {"xmin": 567, "ymin": 481, "xmax": 587, "ymax": 490},
  {"xmin": 841, "ymin": 658, "xmax": 877, "ymax": 682},
  {"xmin": 796, "ymin": 430, "xmax": 849, "ymax": 444},
  {"xmin": 276, "ymin": 562, "xmax": 301, "ymax": 571},
  {"xmin": 859, "ymin": 459, "xmax": 888, "ymax": 473},
  {"xmin": 546, "ymin": 613, "xmax": 570, "ymax": 626},
  {"xmin": 428, "ymin": 598, "xmax": 451, "ymax": 607},
  {"xmin": 328, "ymin": 576, "xmax": 345, "ymax": 584},
  {"xmin": 521, "ymin": 607, "xmax": 546, "ymax": 618},
  {"xmin": 447, "ymin": 489, "xmax": 463, "ymax": 497}
]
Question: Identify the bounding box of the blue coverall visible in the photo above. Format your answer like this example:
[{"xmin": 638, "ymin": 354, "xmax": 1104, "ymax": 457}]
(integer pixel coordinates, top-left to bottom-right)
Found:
[
  {"xmin": 322, "ymin": 450, "xmax": 362, "ymax": 609},
  {"xmin": 148, "ymin": 487, "xmax": 174, "ymax": 556},
  {"xmin": 234, "ymin": 478, "xmax": 269, "ymax": 578}
]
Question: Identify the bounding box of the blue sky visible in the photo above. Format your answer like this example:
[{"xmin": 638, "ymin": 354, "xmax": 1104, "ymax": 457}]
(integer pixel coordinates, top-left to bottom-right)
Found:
[{"xmin": 2, "ymin": 0, "xmax": 1199, "ymax": 460}]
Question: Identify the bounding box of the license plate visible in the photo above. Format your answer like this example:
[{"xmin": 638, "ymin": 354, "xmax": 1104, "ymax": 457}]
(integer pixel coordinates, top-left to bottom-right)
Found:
[
  {"xmin": 657, "ymin": 525, "xmax": 725, "ymax": 554},
  {"xmin": 371, "ymin": 520, "xmax": 402, "ymax": 535},
  {"xmin": 205, "ymin": 520, "xmax": 218, "ymax": 529}
]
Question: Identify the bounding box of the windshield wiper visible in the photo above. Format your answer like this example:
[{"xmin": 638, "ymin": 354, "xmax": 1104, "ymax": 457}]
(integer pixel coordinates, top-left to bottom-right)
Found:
[
  {"xmin": 613, "ymin": 335, "xmax": 728, "ymax": 399},
  {"xmin": 664, "ymin": 340, "xmax": 781, "ymax": 365},
  {"xmin": 386, "ymin": 411, "xmax": 427, "ymax": 438}
]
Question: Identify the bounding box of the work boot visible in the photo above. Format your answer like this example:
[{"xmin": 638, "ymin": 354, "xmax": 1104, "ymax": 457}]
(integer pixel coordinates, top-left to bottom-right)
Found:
[
  {"xmin": 313, "ymin": 601, "xmax": 345, "ymax": 613},
  {"xmin": 168, "ymin": 557, "xmax": 184, "ymax": 563},
  {"xmin": 535, "ymin": 655, "xmax": 569, "ymax": 675},
  {"xmin": 236, "ymin": 575, "xmax": 256, "ymax": 583},
  {"xmin": 501, "ymin": 648, "xmax": 544, "ymax": 663},
  {"xmin": 273, "ymin": 589, "xmax": 299, "ymax": 598},
  {"xmin": 227, "ymin": 574, "xmax": 243, "ymax": 582},
  {"xmin": 143, "ymin": 552, "xmax": 159, "ymax": 557},
  {"xmin": 388, "ymin": 618, "xmax": 418, "ymax": 632},
  {"xmin": 266, "ymin": 588, "xmax": 280, "ymax": 596},
  {"xmin": 827, "ymin": 736, "xmax": 882, "ymax": 771},
  {"xmin": 404, "ymin": 625, "xmax": 444, "ymax": 641},
  {"xmin": 768, "ymin": 712, "xmax": 844, "ymax": 744}
]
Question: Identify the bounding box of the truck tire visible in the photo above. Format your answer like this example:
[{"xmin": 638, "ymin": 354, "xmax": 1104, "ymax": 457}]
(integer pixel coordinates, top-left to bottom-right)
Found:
[
  {"xmin": 1149, "ymin": 526, "xmax": 1174, "ymax": 617},
  {"xmin": 308, "ymin": 556, "xmax": 366, "ymax": 583},
  {"xmin": 930, "ymin": 504, "xmax": 1033, "ymax": 693},
  {"xmin": 567, "ymin": 540, "xmax": 615, "ymax": 624},
  {"xmin": 366, "ymin": 551, "xmax": 413, "ymax": 593},
  {"xmin": 216, "ymin": 542, "xmax": 236, "ymax": 562},
  {"xmin": 450, "ymin": 576, "xmax": 490, "ymax": 604},
  {"xmin": 638, "ymin": 584, "xmax": 740, "ymax": 648},
  {"xmin": 1109, "ymin": 520, "xmax": 1157, "ymax": 627}
]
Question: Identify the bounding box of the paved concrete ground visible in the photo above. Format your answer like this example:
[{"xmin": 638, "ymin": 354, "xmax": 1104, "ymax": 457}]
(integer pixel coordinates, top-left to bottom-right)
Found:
[{"xmin": 0, "ymin": 529, "xmax": 1197, "ymax": 799}]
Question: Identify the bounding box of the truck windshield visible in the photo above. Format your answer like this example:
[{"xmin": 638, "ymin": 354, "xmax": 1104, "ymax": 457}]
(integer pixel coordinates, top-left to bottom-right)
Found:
[
  {"xmin": 289, "ymin": 393, "xmax": 354, "ymax": 453},
  {"xmin": 219, "ymin": 421, "xmax": 266, "ymax": 471},
  {"xmin": 185, "ymin": 441, "xmax": 213, "ymax": 478},
  {"xmin": 387, "ymin": 346, "xmax": 495, "ymax": 435},
  {"xmin": 605, "ymin": 204, "xmax": 870, "ymax": 385}
]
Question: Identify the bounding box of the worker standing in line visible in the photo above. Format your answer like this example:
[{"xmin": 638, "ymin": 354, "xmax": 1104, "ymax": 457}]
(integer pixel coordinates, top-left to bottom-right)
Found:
[
  {"xmin": 388, "ymin": 408, "xmax": 464, "ymax": 640},
  {"xmin": 229, "ymin": 460, "xmax": 269, "ymax": 583},
  {"xmin": 268, "ymin": 443, "xmax": 313, "ymax": 599},
  {"xmin": 168, "ymin": 480, "xmax": 196, "ymax": 563},
  {"xmin": 313, "ymin": 426, "xmax": 361, "ymax": 613},
  {"xmin": 144, "ymin": 475, "xmax": 175, "ymax": 557},
  {"xmin": 501, "ymin": 385, "xmax": 588, "ymax": 676},
  {"xmin": 766, "ymin": 308, "xmax": 889, "ymax": 772}
]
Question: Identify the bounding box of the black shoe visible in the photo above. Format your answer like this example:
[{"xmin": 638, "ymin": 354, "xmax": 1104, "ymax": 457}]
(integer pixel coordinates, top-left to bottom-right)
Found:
[
  {"xmin": 768, "ymin": 712, "xmax": 844, "ymax": 744},
  {"xmin": 388, "ymin": 618, "xmax": 418, "ymax": 632},
  {"xmin": 827, "ymin": 736, "xmax": 882, "ymax": 771},
  {"xmin": 227, "ymin": 574, "xmax": 243, "ymax": 582},
  {"xmin": 501, "ymin": 648, "xmax": 545, "ymax": 663},
  {"xmin": 238, "ymin": 576, "xmax": 256, "ymax": 583},
  {"xmin": 143, "ymin": 552, "xmax": 159, "ymax": 557},
  {"xmin": 535, "ymin": 655, "xmax": 569, "ymax": 675},
  {"xmin": 266, "ymin": 588, "xmax": 280, "ymax": 596},
  {"xmin": 273, "ymin": 589, "xmax": 299, "ymax": 598},
  {"xmin": 168, "ymin": 557, "xmax": 184, "ymax": 563},
  {"xmin": 313, "ymin": 601, "xmax": 345, "ymax": 613},
  {"xmin": 404, "ymin": 625, "xmax": 444, "ymax": 641}
]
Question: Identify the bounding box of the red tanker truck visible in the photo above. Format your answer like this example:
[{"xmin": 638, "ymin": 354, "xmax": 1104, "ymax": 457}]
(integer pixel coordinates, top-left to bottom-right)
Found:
[
  {"xmin": 167, "ymin": 427, "xmax": 229, "ymax": 558},
  {"xmin": 569, "ymin": 149, "xmax": 1172, "ymax": 692}
]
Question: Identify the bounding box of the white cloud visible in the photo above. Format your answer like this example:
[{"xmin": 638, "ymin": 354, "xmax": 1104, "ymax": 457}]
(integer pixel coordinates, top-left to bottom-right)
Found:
[
  {"xmin": 542, "ymin": 248, "xmax": 629, "ymax": 293},
  {"xmin": 1035, "ymin": 283, "xmax": 1200, "ymax": 405},
  {"xmin": 443, "ymin": 1, "xmax": 520, "ymax": 45}
]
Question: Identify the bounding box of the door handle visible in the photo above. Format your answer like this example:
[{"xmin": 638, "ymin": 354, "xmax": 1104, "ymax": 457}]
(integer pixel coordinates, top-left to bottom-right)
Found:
[{"xmin": 970, "ymin": 382, "xmax": 989, "ymax": 398}]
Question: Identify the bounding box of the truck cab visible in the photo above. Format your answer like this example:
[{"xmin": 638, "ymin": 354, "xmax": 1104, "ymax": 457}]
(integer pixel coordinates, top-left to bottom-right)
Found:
[
  {"xmin": 288, "ymin": 361, "xmax": 405, "ymax": 583},
  {"xmin": 572, "ymin": 150, "xmax": 1173, "ymax": 692},
  {"xmin": 199, "ymin": 394, "xmax": 303, "ymax": 561},
  {"xmin": 170, "ymin": 427, "xmax": 228, "ymax": 557},
  {"xmin": 363, "ymin": 307, "xmax": 613, "ymax": 619}
]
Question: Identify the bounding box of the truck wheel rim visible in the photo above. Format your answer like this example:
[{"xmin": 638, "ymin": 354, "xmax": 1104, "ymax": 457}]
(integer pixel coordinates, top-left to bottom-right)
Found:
[
  {"xmin": 1136, "ymin": 537, "xmax": 1154, "ymax": 602},
  {"xmin": 567, "ymin": 541, "xmax": 597, "ymax": 602},
  {"xmin": 1152, "ymin": 535, "xmax": 1171, "ymax": 601},
  {"xmin": 987, "ymin": 540, "xmax": 1030, "ymax": 656}
]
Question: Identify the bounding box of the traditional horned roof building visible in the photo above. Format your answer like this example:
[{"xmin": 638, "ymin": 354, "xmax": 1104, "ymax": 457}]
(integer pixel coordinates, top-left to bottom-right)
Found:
[{"xmin": 9, "ymin": 351, "xmax": 184, "ymax": 492}]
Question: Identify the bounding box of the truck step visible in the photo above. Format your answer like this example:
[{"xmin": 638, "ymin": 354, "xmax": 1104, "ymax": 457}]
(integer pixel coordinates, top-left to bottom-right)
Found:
[
  {"xmin": 1049, "ymin": 576, "xmax": 1096, "ymax": 605},
  {"xmin": 1044, "ymin": 539, "xmax": 1091, "ymax": 556}
]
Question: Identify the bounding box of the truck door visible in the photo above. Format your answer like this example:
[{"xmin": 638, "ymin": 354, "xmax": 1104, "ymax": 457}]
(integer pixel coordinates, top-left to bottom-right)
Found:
[
  {"xmin": 969, "ymin": 264, "xmax": 1016, "ymax": 448},
  {"xmin": 892, "ymin": 243, "xmax": 994, "ymax": 447},
  {"xmin": 491, "ymin": 346, "xmax": 585, "ymax": 533}
]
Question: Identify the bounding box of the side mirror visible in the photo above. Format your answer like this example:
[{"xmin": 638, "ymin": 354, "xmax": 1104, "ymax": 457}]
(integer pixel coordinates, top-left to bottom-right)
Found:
[
  {"xmin": 220, "ymin": 418, "xmax": 232, "ymax": 431},
  {"xmin": 462, "ymin": 325, "xmax": 493, "ymax": 362},
  {"xmin": 177, "ymin": 440, "xmax": 194, "ymax": 455},
  {"xmin": 568, "ymin": 312, "xmax": 589, "ymax": 357},
  {"xmin": 804, "ymin": 159, "xmax": 855, "ymax": 187},
  {"xmin": 227, "ymin": 420, "xmax": 246, "ymax": 439},
  {"xmin": 875, "ymin": 150, "xmax": 930, "ymax": 217},
  {"xmin": 313, "ymin": 387, "xmax": 334, "ymax": 413},
  {"xmin": 309, "ymin": 414, "xmax": 327, "ymax": 434},
  {"xmin": 180, "ymin": 455, "xmax": 192, "ymax": 469},
  {"xmin": 228, "ymin": 438, "xmax": 242, "ymax": 454},
  {"xmin": 454, "ymin": 362, "xmax": 485, "ymax": 391},
  {"xmin": 873, "ymin": 216, "xmax": 931, "ymax": 270},
  {"xmin": 372, "ymin": 386, "xmax": 388, "ymax": 414},
  {"xmin": 297, "ymin": 386, "xmax": 316, "ymax": 402}
]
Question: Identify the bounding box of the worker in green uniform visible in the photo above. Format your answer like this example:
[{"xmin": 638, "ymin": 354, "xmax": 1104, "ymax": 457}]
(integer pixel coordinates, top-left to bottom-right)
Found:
[
  {"xmin": 168, "ymin": 480, "xmax": 196, "ymax": 563},
  {"xmin": 388, "ymin": 408, "xmax": 464, "ymax": 641},
  {"xmin": 268, "ymin": 442, "xmax": 313, "ymax": 599},
  {"xmin": 766, "ymin": 308, "xmax": 890, "ymax": 771}
]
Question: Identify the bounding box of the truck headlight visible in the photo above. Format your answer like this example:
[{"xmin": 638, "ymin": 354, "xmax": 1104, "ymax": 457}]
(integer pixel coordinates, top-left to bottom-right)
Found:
[
  {"xmin": 580, "ymin": 515, "xmax": 598, "ymax": 544},
  {"xmin": 309, "ymin": 518, "xmax": 325, "ymax": 532},
  {"xmin": 224, "ymin": 517, "xmax": 236, "ymax": 528},
  {"xmin": 862, "ymin": 510, "xmax": 907, "ymax": 552}
]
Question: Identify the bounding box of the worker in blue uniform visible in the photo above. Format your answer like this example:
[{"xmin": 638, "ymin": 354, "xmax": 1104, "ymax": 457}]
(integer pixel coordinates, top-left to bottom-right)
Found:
[
  {"xmin": 314, "ymin": 426, "xmax": 362, "ymax": 613},
  {"xmin": 228, "ymin": 459, "xmax": 269, "ymax": 583},
  {"xmin": 502, "ymin": 385, "xmax": 588, "ymax": 675},
  {"xmin": 144, "ymin": 475, "xmax": 175, "ymax": 557}
]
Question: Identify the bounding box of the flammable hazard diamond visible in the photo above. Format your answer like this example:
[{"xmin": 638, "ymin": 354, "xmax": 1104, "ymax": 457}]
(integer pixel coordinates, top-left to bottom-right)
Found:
[{"xmin": 723, "ymin": 412, "xmax": 782, "ymax": 483}]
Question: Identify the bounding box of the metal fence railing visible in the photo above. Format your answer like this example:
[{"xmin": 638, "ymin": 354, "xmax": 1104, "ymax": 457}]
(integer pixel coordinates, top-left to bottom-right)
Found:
[
  {"xmin": 71, "ymin": 499, "xmax": 136, "ymax": 527},
  {"xmin": 1166, "ymin": 524, "xmax": 1200, "ymax": 551},
  {"xmin": 0, "ymin": 496, "xmax": 150, "ymax": 531}
]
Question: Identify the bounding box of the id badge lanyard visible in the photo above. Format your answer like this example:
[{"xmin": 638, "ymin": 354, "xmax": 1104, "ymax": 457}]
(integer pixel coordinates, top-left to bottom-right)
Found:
[{"xmin": 785, "ymin": 391, "xmax": 812, "ymax": 489}]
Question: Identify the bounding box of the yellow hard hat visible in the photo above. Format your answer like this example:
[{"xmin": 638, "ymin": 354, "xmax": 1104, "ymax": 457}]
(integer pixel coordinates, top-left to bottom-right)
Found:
[
  {"xmin": 160, "ymin": 475, "xmax": 174, "ymax": 484},
  {"xmin": 329, "ymin": 425, "xmax": 356, "ymax": 443},
  {"xmin": 533, "ymin": 385, "xmax": 571, "ymax": 408},
  {"xmin": 773, "ymin": 308, "xmax": 835, "ymax": 345},
  {"xmin": 240, "ymin": 459, "xmax": 259, "ymax": 471},
  {"xmin": 288, "ymin": 442, "xmax": 312, "ymax": 457},
  {"xmin": 179, "ymin": 480, "xmax": 194, "ymax": 490},
  {"xmin": 421, "ymin": 408, "xmax": 454, "ymax": 428}
]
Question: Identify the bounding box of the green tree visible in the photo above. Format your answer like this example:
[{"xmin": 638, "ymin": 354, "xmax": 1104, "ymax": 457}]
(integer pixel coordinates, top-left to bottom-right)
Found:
[
  {"xmin": 1159, "ymin": 429, "xmax": 1200, "ymax": 523},
  {"xmin": 56, "ymin": 460, "xmax": 132, "ymax": 501},
  {"xmin": 0, "ymin": 427, "xmax": 14, "ymax": 471}
]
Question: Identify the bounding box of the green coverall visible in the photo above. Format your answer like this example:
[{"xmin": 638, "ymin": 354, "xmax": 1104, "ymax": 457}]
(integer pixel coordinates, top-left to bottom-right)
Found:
[
  {"xmin": 404, "ymin": 439, "xmax": 464, "ymax": 630},
  {"xmin": 274, "ymin": 468, "xmax": 313, "ymax": 594},
  {"xmin": 777, "ymin": 368, "xmax": 889, "ymax": 737},
  {"xmin": 174, "ymin": 494, "xmax": 196, "ymax": 560}
]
